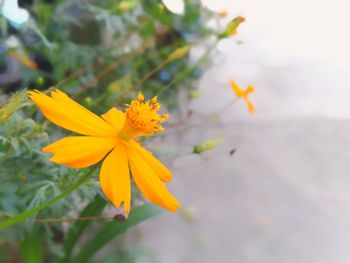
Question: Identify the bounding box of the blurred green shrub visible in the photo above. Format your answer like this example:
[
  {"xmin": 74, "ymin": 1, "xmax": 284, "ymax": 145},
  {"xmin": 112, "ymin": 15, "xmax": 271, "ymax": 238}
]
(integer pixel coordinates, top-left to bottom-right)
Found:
[{"xmin": 0, "ymin": 0, "xmax": 242, "ymax": 261}]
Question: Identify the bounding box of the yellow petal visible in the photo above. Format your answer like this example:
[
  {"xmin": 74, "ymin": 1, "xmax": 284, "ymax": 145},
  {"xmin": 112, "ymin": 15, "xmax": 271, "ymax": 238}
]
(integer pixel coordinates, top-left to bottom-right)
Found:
[
  {"xmin": 43, "ymin": 136, "xmax": 116, "ymax": 168},
  {"xmin": 28, "ymin": 90, "xmax": 117, "ymax": 137},
  {"xmin": 245, "ymin": 98, "xmax": 256, "ymax": 113},
  {"xmin": 101, "ymin": 107, "xmax": 126, "ymax": 131},
  {"xmin": 229, "ymin": 80, "xmax": 244, "ymax": 97},
  {"xmin": 129, "ymin": 140, "xmax": 172, "ymax": 182},
  {"xmin": 99, "ymin": 145, "xmax": 131, "ymax": 213},
  {"xmin": 127, "ymin": 147, "xmax": 180, "ymax": 212},
  {"xmin": 246, "ymin": 85, "xmax": 255, "ymax": 94}
]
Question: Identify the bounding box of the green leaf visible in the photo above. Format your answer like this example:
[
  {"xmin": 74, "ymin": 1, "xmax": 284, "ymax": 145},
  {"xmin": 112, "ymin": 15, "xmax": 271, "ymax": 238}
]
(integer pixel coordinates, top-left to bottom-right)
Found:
[
  {"xmin": 71, "ymin": 204, "xmax": 163, "ymax": 263},
  {"xmin": 62, "ymin": 195, "xmax": 107, "ymax": 262},
  {"xmin": 0, "ymin": 90, "xmax": 29, "ymax": 123},
  {"xmin": 20, "ymin": 232, "xmax": 43, "ymax": 263},
  {"xmin": 0, "ymin": 167, "xmax": 97, "ymax": 230}
]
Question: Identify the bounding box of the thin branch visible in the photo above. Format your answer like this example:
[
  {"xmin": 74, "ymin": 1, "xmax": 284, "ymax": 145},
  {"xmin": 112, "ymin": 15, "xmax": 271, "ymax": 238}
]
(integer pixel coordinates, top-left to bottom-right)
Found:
[
  {"xmin": 35, "ymin": 215, "xmax": 118, "ymax": 223},
  {"xmin": 131, "ymin": 59, "xmax": 171, "ymax": 90}
]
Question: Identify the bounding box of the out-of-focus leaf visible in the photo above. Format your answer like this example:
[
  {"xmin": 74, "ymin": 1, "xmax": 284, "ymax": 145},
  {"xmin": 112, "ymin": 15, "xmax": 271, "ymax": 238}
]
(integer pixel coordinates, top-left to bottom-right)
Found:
[
  {"xmin": 142, "ymin": 0, "xmax": 173, "ymax": 26},
  {"xmin": 0, "ymin": 90, "xmax": 29, "ymax": 123},
  {"xmin": 116, "ymin": 0, "xmax": 139, "ymax": 12},
  {"xmin": 71, "ymin": 204, "xmax": 163, "ymax": 263},
  {"xmin": 0, "ymin": 167, "xmax": 96, "ymax": 230},
  {"xmin": 61, "ymin": 195, "xmax": 107, "ymax": 262},
  {"xmin": 20, "ymin": 232, "xmax": 43, "ymax": 263}
]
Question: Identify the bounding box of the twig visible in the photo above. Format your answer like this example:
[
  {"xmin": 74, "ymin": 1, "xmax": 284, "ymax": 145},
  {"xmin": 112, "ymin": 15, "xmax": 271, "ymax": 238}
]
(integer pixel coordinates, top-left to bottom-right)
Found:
[
  {"xmin": 131, "ymin": 59, "xmax": 171, "ymax": 90},
  {"xmin": 35, "ymin": 215, "xmax": 117, "ymax": 223}
]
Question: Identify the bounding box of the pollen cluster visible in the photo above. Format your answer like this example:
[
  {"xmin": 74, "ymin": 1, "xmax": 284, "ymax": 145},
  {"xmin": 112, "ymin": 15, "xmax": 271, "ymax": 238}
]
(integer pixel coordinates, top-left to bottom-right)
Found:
[{"xmin": 120, "ymin": 93, "xmax": 168, "ymax": 140}]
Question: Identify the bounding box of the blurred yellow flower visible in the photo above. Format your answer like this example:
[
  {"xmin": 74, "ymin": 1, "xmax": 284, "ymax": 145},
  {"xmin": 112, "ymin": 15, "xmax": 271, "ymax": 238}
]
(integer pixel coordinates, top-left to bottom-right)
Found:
[
  {"xmin": 220, "ymin": 16, "xmax": 246, "ymax": 38},
  {"xmin": 8, "ymin": 51, "xmax": 37, "ymax": 69},
  {"xmin": 229, "ymin": 79, "xmax": 256, "ymax": 113},
  {"xmin": 216, "ymin": 10, "xmax": 228, "ymax": 18},
  {"xmin": 28, "ymin": 90, "xmax": 180, "ymax": 213},
  {"xmin": 226, "ymin": 16, "xmax": 246, "ymax": 36}
]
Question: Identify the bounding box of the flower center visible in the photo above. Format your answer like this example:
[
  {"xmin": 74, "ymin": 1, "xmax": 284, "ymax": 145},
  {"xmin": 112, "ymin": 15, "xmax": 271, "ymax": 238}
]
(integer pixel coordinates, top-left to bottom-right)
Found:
[{"xmin": 118, "ymin": 93, "xmax": 169, "ymax": 141}]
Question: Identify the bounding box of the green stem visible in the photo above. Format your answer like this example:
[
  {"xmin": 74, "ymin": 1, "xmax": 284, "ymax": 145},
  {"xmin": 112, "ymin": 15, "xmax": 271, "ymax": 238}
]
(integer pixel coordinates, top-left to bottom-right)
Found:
[
  {"xmin": 156, "ymin": 40, "xmax": 218, "ymax": 97},
  {"xmin": 0, "ymin": 166, "xmax": 97, "ymax": 230},
  {"xmin": 134, "ymin": 59, "xmax": 170, "ymax": 88}
]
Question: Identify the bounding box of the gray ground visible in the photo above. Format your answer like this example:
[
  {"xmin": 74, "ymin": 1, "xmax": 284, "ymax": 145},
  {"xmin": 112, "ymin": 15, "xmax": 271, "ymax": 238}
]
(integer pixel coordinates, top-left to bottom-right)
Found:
[
  {"xmin": 134, "ymin": 37, "xmax": 350, "ymax": 263},
  {"xmin": 138, "ymin": 120, "xmax": 350, "ymax": 263}
]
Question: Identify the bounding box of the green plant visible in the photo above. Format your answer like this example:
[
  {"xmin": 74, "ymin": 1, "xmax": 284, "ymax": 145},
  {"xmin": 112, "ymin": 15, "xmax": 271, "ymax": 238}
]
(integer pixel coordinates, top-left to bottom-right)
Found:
[{"xmin": 0, "ymin": 0, "xmax": 244, "ymax": 261}]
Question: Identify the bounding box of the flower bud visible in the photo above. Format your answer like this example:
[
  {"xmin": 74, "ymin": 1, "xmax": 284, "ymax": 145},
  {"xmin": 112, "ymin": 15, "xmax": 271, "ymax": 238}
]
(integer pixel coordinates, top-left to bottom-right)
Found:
[{"xmin": 193, "ymin": 139, "xmax": 222, "ymax": 154}]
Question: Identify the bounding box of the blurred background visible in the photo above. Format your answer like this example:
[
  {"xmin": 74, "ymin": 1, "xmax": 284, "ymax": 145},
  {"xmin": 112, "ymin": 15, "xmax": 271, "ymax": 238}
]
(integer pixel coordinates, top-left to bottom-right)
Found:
[
  {"xmin": 1, "ymin": 0, "xmax": 350, "ymax": 262},
  {"xmin": 138, "ymin": 0, "xmax": 350, "ymax": 263}
]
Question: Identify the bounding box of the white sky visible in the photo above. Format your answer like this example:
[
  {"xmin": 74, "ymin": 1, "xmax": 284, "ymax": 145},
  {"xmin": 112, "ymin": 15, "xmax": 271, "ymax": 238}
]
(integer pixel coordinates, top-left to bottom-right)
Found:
[
  {"xmin": 201, "ymin": 0, "xmax": 350, "ymax": 70},
  {"xmin": 189, "ymin": 0, "xmax": 350, "ymax": 119}
]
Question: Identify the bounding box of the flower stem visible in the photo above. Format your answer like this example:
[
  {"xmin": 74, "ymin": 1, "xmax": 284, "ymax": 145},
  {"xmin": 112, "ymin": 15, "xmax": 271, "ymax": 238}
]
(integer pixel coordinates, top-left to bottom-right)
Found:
[
  {"xmin": 156, "ymin": 40, "xmax": 218, "ymax": 97},
  {"xmin": 0, "ymin": 166, "xmax": 97, "ymax": 230},
  {"xmin": 35, "ymin": 215, "xmax": 116, "ymax": 223},
  {"xmin": 133, "ymin": 59, "xmax": 170, "ymax": 89}
]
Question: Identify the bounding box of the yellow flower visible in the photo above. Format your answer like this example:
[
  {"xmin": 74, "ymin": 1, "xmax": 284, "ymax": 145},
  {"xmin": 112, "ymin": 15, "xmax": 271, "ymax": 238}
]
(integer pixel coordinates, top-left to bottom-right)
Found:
[
  {"xmin": 28, "ymin": 89, "xmax": 180, "ymax": 213},
  {"xmin": 229, "ymin": 79, "xmax": 256, "ymax": 113}
]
